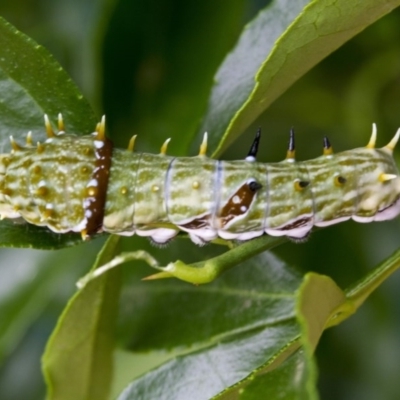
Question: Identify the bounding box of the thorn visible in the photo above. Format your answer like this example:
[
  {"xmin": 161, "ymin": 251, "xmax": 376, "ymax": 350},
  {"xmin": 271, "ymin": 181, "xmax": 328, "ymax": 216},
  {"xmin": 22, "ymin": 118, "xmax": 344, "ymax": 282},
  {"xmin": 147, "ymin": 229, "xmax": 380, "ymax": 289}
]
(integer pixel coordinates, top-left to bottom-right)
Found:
[
  {"xmin": 96, "ymin": 115, "xmax": 106, "ymax": 141},
  {"xmin": 286, "ymin": 128, "xmax": 295, "ymax": 160},
  {"xmin": 37, "ymin": 142, "xmax": 44, "ymax": 153},
  {"xmin": 385, "ymin": 128, "xmax": 400, "ymax": 152},
  {"xmin": 26, "ymin": 131, "xmax": 33, "ymax": 146},
  {"xmin": 9, "ymin": 136, "xmax": 21, "ymax": 152},
  {"xmin": 57, "ymin": 113, "xmax": 65, "ymax": 132},
  {"xmin": 323, "ymin": 136, "xmax": 333, "ymax": 156},
  {"xmin": 199, "ymin": 132, "xmax": 208, "ymax": 156},
  {"xmin": 246, "ymin": 128, "xmax": 261, "ymax": 162},
  {"xmin": 142, "ymin": 271, "xmax": 174, "ymax": 281},
  {"xmin": 379, "ymin": 173, "xmax": 398, "ymax": 182},
  {"xmin": 366, "ymin": 123, "xmax": 377, "ymax": 149},
  {"xmin": 127, "ymin": 135, "xmax": 137, "ymax": 152},
  {"xmin": 160, "ymin": 138, "xmax": 171, "ymax": 155},
  {"xmin": 44, "ymin": 114, "xmax": 55, "ymax": 137}
]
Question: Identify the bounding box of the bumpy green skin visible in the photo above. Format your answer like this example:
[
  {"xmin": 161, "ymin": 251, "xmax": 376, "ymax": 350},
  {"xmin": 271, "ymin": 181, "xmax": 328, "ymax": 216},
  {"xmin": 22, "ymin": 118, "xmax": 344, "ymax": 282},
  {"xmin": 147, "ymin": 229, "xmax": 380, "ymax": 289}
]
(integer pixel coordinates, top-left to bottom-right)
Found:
[
  {"xmin": 104, "ymin": 143, "xmax": 400, "ymax": 243},
  {"xmin": 0, "ymin": 134, "xmax": 97, "ymax": 232},
  {"xmin": 0, "ymin": 133, "xmax": 400, "ymax": 244}
]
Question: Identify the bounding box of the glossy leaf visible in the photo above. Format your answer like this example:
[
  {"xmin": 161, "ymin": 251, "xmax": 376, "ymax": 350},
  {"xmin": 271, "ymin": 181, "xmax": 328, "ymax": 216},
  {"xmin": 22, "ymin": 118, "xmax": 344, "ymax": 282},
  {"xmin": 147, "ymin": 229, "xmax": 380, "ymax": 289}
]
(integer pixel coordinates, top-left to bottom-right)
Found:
[
  {"xmin": 114, "ymin": 252, "xmax": 304, "ymax": 399},
  {"xmin": 0, "ymin": 17, "xmax": 97, "ymax": 248},
  {"xmin": 193, "ymin": 0, "xmax": 400, "ymax": 157},
  {"xmin": 0, "ymin": 17, "xmax": 96, "ymax": 142}
]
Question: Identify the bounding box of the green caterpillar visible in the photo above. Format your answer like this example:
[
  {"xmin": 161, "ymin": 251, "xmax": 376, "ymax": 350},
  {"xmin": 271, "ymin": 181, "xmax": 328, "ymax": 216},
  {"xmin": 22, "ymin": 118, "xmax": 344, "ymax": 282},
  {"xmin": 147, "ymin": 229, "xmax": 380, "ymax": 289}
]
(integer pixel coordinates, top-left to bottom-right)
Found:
[{"xmin": 0, "ymin": 115, "xmax": 399, "ymax": 245}]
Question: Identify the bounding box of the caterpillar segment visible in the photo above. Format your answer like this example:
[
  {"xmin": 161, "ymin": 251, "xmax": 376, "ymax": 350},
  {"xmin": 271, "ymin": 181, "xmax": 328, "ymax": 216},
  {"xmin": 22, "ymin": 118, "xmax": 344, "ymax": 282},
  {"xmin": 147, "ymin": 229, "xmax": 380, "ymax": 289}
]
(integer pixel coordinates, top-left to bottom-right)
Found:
[{"xmin": 0, "ymin": 117, "xmax": 400, "ymax": 245}]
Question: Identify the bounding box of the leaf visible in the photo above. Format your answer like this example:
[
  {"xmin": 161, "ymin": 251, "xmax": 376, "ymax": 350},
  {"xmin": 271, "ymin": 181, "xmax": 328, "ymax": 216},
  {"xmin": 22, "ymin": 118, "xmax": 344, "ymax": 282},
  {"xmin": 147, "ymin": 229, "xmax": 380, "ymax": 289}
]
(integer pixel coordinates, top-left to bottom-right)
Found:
[
  {"xmin": 0, "ymin": 250, "xmax": 60, "ymax": 362},
  {"xmin": 112, "ymin": 252, "xmax": 304, "ymax": 398},
  {"xmin": 0, "ymin": 17, "xmax": 96, "ymax": 142},
  {"xmin": 112, "ymin": 251, "xmax": 396, "ymax": 399},
  {"xmin": 117, "ymin": 324, "xmax": 301, "ymax": 400},
  {"xmin": 0, "ymin": 17, "xmax": 98, "ymax": 248},
  {"xmin": 213, "ymin": 273, "xmax": 347, "ymax": 400},
  {"xmin": 0, "ymin": 240, "xmax": 104, "ymax": 362},
  {"xmin": 0, "ymin": 219, "xmax": 89, "ymax": 250},
  {"xmin": 295, "ymin": 273, "xmax": 348, "ymax": 400},
  {"xmin": 42, "ymin": 235, "xmax": 121, "ymax": 400},
  {"xmin": 193, "ymin": 0, "xmax": 400, "ymax": 157},
  {"xmin": 232, "ymin": 348, "xmax": 310, "ymax": 400},
  {"xmin": 332, "ymin": 246, "xmax": 400, "ymax": 327}
]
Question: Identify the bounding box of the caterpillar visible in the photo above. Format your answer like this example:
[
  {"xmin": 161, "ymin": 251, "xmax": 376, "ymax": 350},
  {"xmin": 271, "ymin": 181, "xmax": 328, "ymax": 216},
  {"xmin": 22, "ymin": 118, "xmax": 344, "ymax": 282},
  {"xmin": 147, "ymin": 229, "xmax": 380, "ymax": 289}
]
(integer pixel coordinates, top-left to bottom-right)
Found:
[{"xmin": 0, "ymin": 114, "xmax": 400, "ymax": 245}]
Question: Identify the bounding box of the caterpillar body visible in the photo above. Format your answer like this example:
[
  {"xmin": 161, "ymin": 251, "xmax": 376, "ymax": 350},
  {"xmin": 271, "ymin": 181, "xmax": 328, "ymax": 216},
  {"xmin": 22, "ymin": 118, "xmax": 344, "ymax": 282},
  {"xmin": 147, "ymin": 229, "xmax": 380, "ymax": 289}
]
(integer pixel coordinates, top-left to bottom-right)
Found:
[{"xmin": 0, "ymin": 115, "xmax": 400, "ymax": 245}]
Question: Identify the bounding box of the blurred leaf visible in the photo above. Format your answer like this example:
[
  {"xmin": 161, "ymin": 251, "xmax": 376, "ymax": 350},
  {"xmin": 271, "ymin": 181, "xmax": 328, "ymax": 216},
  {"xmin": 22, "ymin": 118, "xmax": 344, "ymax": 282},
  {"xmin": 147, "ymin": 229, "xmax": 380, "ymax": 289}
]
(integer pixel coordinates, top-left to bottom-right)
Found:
[
  {"xmin": 0, "ymin": 239, "xmax": 104, "ymax": 362},
  {"xmin": 101, "ymin": 0, "xmax": 245, "ymax": 155},
  {"xmin": 0, "ymin": 17, "xmax": 98, "ymax": 248},
  {"xmin": 0, "ymin": 219, "xmax": 89, "ymax": 250},
  {"xmin": 42, "ymin": 235, "xmax": 121, "ymax": 400},
  {"xmin": 343, "ymin": 246, "xmax": 400, "ymax": 316},
  {"xmin": 0, "ymin": 256, "xmax": 60, "ymax": 363},
  {"xmin": 193, "ymin": 0, "xmax": 400, "ymax": 157}
]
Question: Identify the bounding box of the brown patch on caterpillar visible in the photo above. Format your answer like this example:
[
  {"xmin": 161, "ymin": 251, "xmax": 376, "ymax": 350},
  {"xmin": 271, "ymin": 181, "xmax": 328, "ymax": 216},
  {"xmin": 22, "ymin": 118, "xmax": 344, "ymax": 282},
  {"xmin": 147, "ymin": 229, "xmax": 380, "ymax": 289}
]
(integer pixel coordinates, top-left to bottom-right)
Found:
[
  {"xmin": 278, "ymin": 216, "xmax": 312, "ymax": 231},
  {"xmin": 180, "ymin": 216, "xmax": 210, "ymax": 230},
  {"xmin": 83, "ymin": 137, "xmax": 113, "ymax": 238},
  {"xmin": 218, "ymin": 179, "xmax": 262, "ymax": 226}
]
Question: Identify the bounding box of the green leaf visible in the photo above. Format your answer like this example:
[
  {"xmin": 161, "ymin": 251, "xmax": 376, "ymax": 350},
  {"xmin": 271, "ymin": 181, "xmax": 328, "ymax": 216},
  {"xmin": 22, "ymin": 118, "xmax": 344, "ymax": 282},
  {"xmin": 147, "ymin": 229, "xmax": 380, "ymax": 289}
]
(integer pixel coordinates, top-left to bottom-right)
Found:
[
  {"xmin": 0, "ymin": 249, "xmax": 62, "ymax": 362},
  {"xmin": 112, "ymin": 252, "xmax": 304, "ymax": 398},
  {"xmin": 42, "ymin": 235, "xmax": 121, "ymax": 400},
  {"xmin": 332, "ymin": 246, "xmax": 400, "ymax": 327},
  {"xmin": 112, "ymin": 247, "xmax": 400, "ymax": 399},
  {"xmin": 0, "ymin": 17, "xmax": 96, "ymax": 142},
  {"xmin": 234, "ymin": 348, "xmax": 310, "ymax": 400},
  {"xmin": 297, "ymin": 273, "xmax": 347, "ymax": 350},
  {"xmin": 212, "ymin": 273, "xmax": 347, "ymax": 400},
  {"xmin": 0, "ymin": 219, "xmax": 88, "ymax": 250},
  {"xmin": 193, "ymin": 0, "xmax": 400, "ymax": 157},
  {"xmin": 295, "ymin": 273, "xmax": 348, "ymax": 400},
  {"xmin": 0, "ymin": 17, "xmax": 98, "ymax": 248},
  {"xmin": 0, "ymin": 240, "xmax": 104, "ymax": 362},
  {"xmin": 117, "ymin": 324, "xmax": 301, "ymax": 400}
]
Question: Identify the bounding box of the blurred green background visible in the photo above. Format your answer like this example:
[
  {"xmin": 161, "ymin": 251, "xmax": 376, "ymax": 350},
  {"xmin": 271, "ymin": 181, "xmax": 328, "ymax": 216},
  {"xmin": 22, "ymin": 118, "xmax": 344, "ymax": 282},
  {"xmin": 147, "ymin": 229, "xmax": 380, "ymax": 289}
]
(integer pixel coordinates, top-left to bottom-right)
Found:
[{"xmin": 0, "ymin": 1, "xmax": 400, "ymax": 399}]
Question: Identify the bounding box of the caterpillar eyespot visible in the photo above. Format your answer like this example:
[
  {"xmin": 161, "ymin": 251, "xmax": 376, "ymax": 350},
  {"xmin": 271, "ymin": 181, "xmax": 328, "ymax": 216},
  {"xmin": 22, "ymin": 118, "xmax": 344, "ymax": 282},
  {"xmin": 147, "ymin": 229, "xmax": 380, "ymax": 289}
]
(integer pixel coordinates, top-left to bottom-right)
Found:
[{"xmin": 0, "ymin": 116, "xmax": 400, "ymax": 244}]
